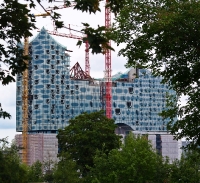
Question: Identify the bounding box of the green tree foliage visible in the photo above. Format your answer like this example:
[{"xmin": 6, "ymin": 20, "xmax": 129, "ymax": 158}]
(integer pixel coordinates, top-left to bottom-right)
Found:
[
  {"xmin": 77, "ymin": 23, "xmax": 115, "ymax": 54},
  {"xmin": 27, "ymin": 160, "xmax": 44, "ymax": 182},
  {"xmin": 0, "ymin": 138, "xmax": 28, "ymax": 183},
  {"xmin": 114, "ymin": 0, "xmax": 200, "ymax": 149},
  {"xmin": 0, "ymin": 0, "xmax": 35, "ymax": 118},
  {"xmin": 0, "ymin": 0, "xmax": 35, "ymax": 84},
  {"xmin": 45, "ymin": 0, "xmax": 125, "ymax": 16},
  {"xmin": 57, "ymin": 110, "xmax": 121, "ymax": 176},
  {"xmin": 53, "ymin": 152, "xmax": 81, "ymax": 183},
  {"xmin": 38, "ymin": 0, "xmax": 125, "ymax": 54},
  {"xmin": 0, "ymin": 103, "xmax": 11, "ymax": 119},
  {"xmin": 43, "ymin": 155, "xmax": 56, "ymax": 183},
  {"xmin": 86, "ymin": 134, "xmax": 170, "ymax": 183},
  {"xmin": 170, "ymin": 150, "xmax": 200, "ymax": 183}
]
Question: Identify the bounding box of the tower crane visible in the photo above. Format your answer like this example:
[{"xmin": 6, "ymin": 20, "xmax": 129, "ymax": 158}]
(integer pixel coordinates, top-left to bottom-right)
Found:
[
  {"xmin": 46, "ymin": 4, "xmax": 90, "ymax": 76},
  {"xmin": 45, "ymin": 0, "xmax": 112, "ymax": 118},
  {"xmin": 22, "ymin": 11, "xmax": 51, "ymax": 165},
  {"xmin": 104, "ymin": 0, "xmax": 112, "ymax": 119}
]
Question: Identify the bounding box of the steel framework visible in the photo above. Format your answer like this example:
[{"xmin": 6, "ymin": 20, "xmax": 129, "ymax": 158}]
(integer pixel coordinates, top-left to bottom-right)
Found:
[
  {"xmin": 70, "ymin": 62, "xmax": 91, "ymax": 80},
  {"xmin": 105, "ymin": 0, "xmax": 112, "ymax": 118},
  {"xmin": 85, "ymin": 40, "xmax": 90, "ymax": 76}
]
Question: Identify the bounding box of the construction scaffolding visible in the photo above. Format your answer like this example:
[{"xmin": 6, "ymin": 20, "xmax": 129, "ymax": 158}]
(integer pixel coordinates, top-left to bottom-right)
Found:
[{"xmin": 15, "ymin": 134, "xmax": 58, "ymax": 165}]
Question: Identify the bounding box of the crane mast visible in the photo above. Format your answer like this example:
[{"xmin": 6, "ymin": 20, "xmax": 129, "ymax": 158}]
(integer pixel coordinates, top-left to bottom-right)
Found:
[
  {"xmin": 85, "ymin": 40, "xmax": 90, "ymax": 76},
  {"xmin": 22, "ymin": 36, "xmax": 29, "ymax": 164},
  {"xmin": 22, "ymin": 11, "xmax": 50, "ymax": 165},
  {"xmin": 105, "ymin": 0, "xmax": 112, "ymax": 118}
]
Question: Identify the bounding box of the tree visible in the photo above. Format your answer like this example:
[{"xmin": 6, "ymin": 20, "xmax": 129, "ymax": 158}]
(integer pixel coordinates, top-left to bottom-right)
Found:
[
  {"xmin": 0, "ymin": 138, "xmax": 28, "ymax": 183},
  {"xmin": 57, "ymin": 110, "xmax": 121, "ymax": 176},
  {"xmin": 43, "ymin": 152, "xmax": 57, "ymax": 183},
  {"xmin": 27, "ymin": 160, "xmax": 44, "ymax": 182},
  {"xmin": 53, "ymin": 152, "xmax": 81, "ymax": 183},
  {"xmin": 0, "ymin": 0, "xmax": 35, "ymax": 84},
  {"xmin": 0, "ymin": 0, "xmax": 35, "ymax": 118},
  {"xmin": 169, "ymin": 150, "xmax": 200, "ymax": 183},
  {"xmin": 114, "ymin": 0, "xmax": 200, "ymax": 149},
  {"xmin": 86, "ymin": 134, "xmax": 170, "ymax": 183}
]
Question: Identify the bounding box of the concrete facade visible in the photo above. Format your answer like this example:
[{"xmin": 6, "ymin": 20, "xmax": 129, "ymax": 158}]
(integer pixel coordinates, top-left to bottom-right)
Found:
[
  {"xmin": 116, "ymin": 127, "xmax": 182, "ymax": 163},
  {"xmin": 15, "ymin": 134, "xmax": 58, "ymax": 165}
]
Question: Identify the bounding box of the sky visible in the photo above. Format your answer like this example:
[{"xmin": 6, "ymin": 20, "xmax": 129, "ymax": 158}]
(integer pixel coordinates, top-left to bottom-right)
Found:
[{"xmin": 0, "ymin": 1, "xmax": 128, "ymax": 142}]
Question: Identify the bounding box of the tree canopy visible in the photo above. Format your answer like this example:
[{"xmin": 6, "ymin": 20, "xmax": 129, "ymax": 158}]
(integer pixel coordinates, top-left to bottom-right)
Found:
[
  {"xmin": 57, "ymin": 110, "xmax": 121, "ymax": 176},
  {"xmin": 0, "ymin": 138, "xmax": 28, "ymax": 183},
  {"xmin": 27, "ymin": 160, "xmax": 44, "ymax": 183},
  {"xmin": 53, "ymin": 152, "xmax": 81, "ymax": 183},
  {"xmin": 170, "ymin": 150, "xmax": 200, "ymax": 183},
  {"xmin": 114, "ymin": 0, "xmax": 200, "ymax": 149},
  {"xmin": 1, "ymin": 136, "xmax": 200, "ymax": 183},
  {"xmin": 86, "ymin": 134, "xmax": 171, "ymax": 183}
]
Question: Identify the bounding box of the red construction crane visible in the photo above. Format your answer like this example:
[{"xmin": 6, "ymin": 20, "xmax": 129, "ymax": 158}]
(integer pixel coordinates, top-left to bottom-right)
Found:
[
  {"xmin": 46, "ymin": 3, "xmax": 90, "ymax": 76},
  {"xmin": 45, "ymin": 1, "xmax": 112, "ymax": 118},
  {"xmin": 85, "ymin": 40, "xmax": 89, "ymax": 76},
  {"xmin": 105, "ymin": 0, "xmax": 112, "ymax": 119}
]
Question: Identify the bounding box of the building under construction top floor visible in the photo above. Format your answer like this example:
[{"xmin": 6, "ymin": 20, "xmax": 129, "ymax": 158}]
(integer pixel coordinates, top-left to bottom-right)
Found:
[{"xmin": 16, "ymin": 28, "xmax": 176, "ymax": 134}]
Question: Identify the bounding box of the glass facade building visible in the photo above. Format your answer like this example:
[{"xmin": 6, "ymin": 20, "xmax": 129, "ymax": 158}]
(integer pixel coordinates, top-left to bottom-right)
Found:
[{"xmin": 16, "ymin": 28, "xmax": 175, "ymax": 133}]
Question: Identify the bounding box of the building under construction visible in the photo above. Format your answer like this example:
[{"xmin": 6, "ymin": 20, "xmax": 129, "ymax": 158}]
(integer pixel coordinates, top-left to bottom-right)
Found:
[
  {"xmin": 16, "ymin": 28, "xmax": 178, "ymax": 164},
  {"xmin": 15, "ymin": 133, "xmax": 58, "ymax": 165}
]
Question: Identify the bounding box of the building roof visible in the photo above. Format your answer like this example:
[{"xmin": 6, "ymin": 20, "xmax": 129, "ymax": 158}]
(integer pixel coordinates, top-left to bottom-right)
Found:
[
  {"xmin": 30, "ymin": 27, "xmax": 67, "ymax": 50},
  {"xmin": 112, "ymin": 69, "xmax": 131, "ymax": 81}
]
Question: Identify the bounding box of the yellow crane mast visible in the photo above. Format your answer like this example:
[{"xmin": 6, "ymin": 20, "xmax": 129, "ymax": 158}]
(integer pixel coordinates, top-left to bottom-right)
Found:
[
  {"xmin": 22, "ymin": 11, "xmax": 50, "ymax": 165},
  {"xmin": 22, "ymin": 36, "xmax": 29, "ymax": 164}
]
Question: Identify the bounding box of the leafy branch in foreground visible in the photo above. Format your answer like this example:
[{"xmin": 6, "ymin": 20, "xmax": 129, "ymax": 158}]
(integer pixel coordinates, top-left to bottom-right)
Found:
[
  {"xmin": 0, "ymin": 103, "xmax": 11, "ymax": 119},
  {"xmin": 0, "ymin": 1, "xmax": 35, "ymax": 85},
  {"xmin": 114, "ymin": 0, "xmax": 200, "ymax": 149},
  {"xmin": 38, "ymin": 0, "xmax": 126, "ymax": 54},
  {"xmin": 77, "ymin": 23, "xmax": 115, "ymax": 54},
  {"xmin": 0, "ymin": 0, "xmax": 36, "ymax": 119}
]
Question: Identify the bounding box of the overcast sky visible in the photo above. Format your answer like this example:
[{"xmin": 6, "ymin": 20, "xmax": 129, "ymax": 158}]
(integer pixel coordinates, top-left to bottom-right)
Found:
[{"xmin": 0, "ymin": 1, "xmax": 128, "ymax": 142}]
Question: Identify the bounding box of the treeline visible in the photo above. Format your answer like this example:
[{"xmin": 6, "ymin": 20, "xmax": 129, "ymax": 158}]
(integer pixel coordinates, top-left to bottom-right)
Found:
[{"xmin": 1, "ymin": 111, "xmax": 200, "ymax": 183}]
